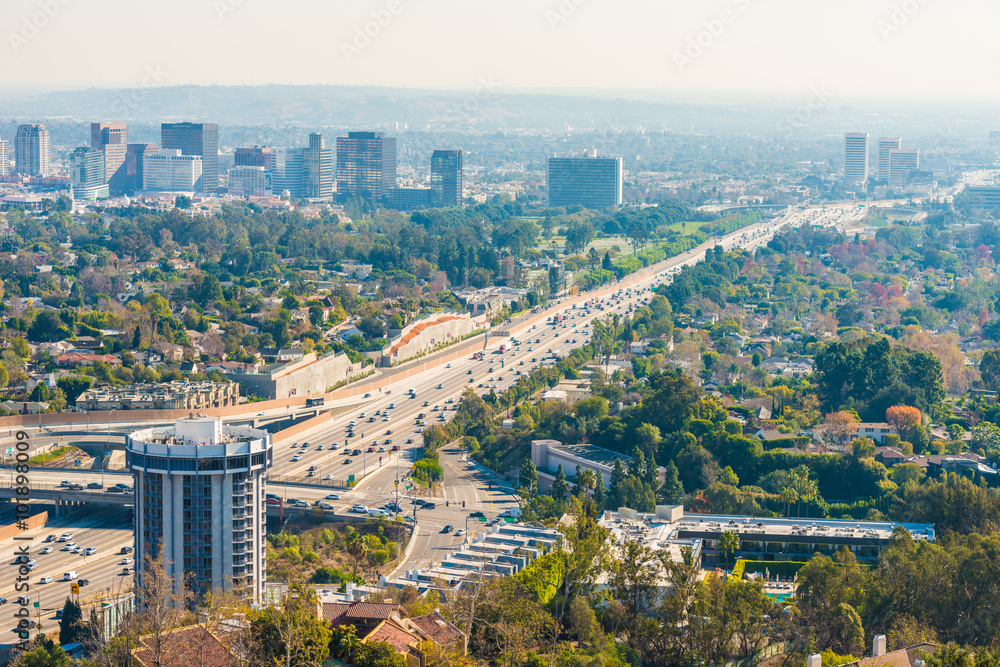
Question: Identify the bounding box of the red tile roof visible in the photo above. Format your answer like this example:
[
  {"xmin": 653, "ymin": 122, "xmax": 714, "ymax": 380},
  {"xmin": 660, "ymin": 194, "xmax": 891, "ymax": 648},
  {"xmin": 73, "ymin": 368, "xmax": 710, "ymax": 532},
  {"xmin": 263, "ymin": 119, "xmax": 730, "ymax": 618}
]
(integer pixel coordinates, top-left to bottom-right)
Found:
[
  {"xmin": 322, "ymin": 601, "xmax": 402, "ymax": 624},
  {"xmin": 408, "ymin": 612, "xmax": 464, "ymax": 648},
  {"xmin": 133, "ymin": 625, "xmax": 232, "ymax": 667},
  {"xmin": 364, "ymin": 621, "xmax": 421, "ymax": 653}
]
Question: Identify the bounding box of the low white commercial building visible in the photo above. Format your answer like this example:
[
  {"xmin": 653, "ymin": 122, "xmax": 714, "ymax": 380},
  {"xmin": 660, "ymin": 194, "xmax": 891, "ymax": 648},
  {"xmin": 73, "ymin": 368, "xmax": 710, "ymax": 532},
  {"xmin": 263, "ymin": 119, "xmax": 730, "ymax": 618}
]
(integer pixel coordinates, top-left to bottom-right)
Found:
[{"xmin": 530, "ymin": 439, "xmax": 666, "ymax": 491}]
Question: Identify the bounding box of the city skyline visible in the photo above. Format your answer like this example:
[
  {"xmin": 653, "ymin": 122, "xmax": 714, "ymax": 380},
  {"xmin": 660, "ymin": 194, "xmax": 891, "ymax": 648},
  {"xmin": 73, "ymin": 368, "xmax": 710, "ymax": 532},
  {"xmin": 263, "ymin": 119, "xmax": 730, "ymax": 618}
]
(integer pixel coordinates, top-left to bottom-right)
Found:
[{"xmin": 0, "ymin": 0, "xmax": 998, "ymax": 105}]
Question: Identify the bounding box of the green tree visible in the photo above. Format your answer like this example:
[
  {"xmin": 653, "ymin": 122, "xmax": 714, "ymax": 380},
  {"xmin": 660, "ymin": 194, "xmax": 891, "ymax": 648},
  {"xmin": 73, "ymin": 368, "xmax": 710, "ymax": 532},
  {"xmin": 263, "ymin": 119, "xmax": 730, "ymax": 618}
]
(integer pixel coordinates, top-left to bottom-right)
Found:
[
  {"xmin": 982, "ymin": 349, "xmax": 1000, "ymax": 391},
  {"xmin": 602, "ymin": 251, "xmax": 613, "ymax": 271},
  {"xmin": 249, "ymin": 583, "xmax": 331, "ymax": 667},
  {"xmin": 661, "ymin": 461, "xmax": 684, "ymax": 504},
  {"xmin": 58, "ymin": 597, "xmax": 83, "ymax": 645},
  {"xmin": 552, "ymin": 464, "xmax": 569, "ymax": 503},
  {"xmin": 353, "ymin": 641, "xmax": 406, "ymax": 667},
  {"xmin": 19, "ymin": 643, "xmax": 71, "ymax": 667},
  {"xmin": 56, "ymin": 376, "xmax": 93, "ymax": 405},
  {"xmin": 12, "ymin": 337, "xmax": 31, "ymax": 358},
  {"xmin": 520, "ymin": 459, "xmax": 538, "ymax": 494},
  {"xmin": 719, "ymin": 530, "xmax": 740, "ymax": 565}
]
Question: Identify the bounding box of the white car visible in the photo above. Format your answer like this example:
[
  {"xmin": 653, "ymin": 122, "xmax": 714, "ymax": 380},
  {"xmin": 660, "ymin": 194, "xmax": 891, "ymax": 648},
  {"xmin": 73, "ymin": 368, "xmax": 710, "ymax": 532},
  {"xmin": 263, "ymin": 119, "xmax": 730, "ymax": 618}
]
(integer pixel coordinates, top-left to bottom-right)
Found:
[
  {"xmin": 39, "ymin": 576, "xmax": 53, "ymax": 584},
  {"xmin": 325, "ymin": 493, "xmax": 340, "ymax": 500},
  {"xmin": 85, "ymin": 547, "xmax": 97, "ymax": 555},
  {"xmin": 350, "ymin": 504, "xmax": 368, "ymax": 514},
  {"xmin": 318, "ymin": 501, "xmax": 335, "ymax": 510},
  {"xmin": 120, "ymin": 558, "xmax": 133, "ymax": 565},
  {"xmin": 323, "ymin": 474, "xmax": 335, "ymax": 480},
  {"xmin": 455, "ymin": 529, "xmax": 466, "ymax": 537},
  {"xmin": 40, "ymin": 547, "xmax": 52, "ymax": 555}
]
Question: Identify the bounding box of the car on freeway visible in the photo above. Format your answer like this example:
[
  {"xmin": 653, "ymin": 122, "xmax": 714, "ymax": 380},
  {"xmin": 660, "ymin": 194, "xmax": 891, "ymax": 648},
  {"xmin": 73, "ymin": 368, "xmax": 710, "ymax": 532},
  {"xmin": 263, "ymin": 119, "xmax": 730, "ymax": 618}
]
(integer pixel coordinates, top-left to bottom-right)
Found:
[
  {"xmin": 323, "ymin": 474, "xmax": 335, "ymax": 480},
  {"xmin": 78, "ymin": 578, "xmax": 89, "ymax": 587},
  {"xmin": 39, "ymin": 577, "xmax": 52, "ymax": 584},
  {"xmin": 121, "ymin": 568, "xmax": 133, "ymax": 576},
  {"xmin": 469, "ymin": 377, "xmax": 475, "ymax": 382},
  {"xmin": 59, "ymin": 481, "xmax": 71, "ymax": 487},
  {"xmin": 87, "ymin": 482, "xmax": 102, "ymax": 489},
  {"xmin": 120, "ymin": 546, "xmax": 133, "ymax": 554},
  {"xmin": 44, "ymin": 534, "xmax": 55, "ymax": 542},
  {"xmin": 367, "ymin": 446, "xmax": 375, "ymax": 453},
  {"xmin": 467, "ymin": 369, "xmax": 473, "ymax": 374},
  {"xmin": 85, "ymin": 547, "xmax": 97, "ymax": 555},
  {"xmin": 343, "ymin": 458, "xmax": 352, "ymax": 464},
  {"xmin": 266, "ymin": 498, "xmax": 281, "ymax": 505},
  {"xmin": 437, "ymin": 383, "xmax": 444, "ymax": 389},
  {"xmin": 325, "ymin": 493, "xmax": 340, "ymax": 500},
  {"xmin": 317, "ymin": 445, "xmax": 324, "ymax": 451},
  {"xmin": 40, "ymin": 547, "xmax": 52, "ymax": 554},
  {"xmin": 0, "ymin": 598, "xmax": 7, "ymax": 605}
]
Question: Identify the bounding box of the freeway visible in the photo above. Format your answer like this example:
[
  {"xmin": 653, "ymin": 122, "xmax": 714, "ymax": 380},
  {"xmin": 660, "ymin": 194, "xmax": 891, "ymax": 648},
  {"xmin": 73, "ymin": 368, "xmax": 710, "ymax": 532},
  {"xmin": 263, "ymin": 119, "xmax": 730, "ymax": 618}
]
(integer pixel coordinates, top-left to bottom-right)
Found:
[
  {"xmin": 0, "ymin": 210, "xmax": 800, "ymax": 595},
  {"xmin": 0, "ymin": 505, "xmax": 133, "ymax": 636}
]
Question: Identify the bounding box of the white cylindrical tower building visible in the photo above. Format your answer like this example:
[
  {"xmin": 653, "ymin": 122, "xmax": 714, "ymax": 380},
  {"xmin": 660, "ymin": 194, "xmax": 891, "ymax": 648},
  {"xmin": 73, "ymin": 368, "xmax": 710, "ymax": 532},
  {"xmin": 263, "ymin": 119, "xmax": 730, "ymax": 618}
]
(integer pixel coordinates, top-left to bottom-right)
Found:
[{"xmin": 127, "ymin": 415, "xmax": 272, "ymax": 601}]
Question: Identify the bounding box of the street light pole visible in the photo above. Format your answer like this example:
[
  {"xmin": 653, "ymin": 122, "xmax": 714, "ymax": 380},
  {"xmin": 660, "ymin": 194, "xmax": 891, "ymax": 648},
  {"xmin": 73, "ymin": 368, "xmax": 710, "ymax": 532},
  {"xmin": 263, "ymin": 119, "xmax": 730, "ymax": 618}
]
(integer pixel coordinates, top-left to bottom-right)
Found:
[{"xmin": 106, "ymin": 409, "xmax": 115, "ymax": 487}]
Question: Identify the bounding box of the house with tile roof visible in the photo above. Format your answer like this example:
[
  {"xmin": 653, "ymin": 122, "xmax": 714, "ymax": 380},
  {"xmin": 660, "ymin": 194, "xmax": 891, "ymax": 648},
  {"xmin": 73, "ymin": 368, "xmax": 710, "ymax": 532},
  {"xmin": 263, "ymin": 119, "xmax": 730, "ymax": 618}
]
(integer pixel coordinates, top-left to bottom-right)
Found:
[{"xmin": 132, "ymin": 625, "xmax": 233, "ymax": 667}]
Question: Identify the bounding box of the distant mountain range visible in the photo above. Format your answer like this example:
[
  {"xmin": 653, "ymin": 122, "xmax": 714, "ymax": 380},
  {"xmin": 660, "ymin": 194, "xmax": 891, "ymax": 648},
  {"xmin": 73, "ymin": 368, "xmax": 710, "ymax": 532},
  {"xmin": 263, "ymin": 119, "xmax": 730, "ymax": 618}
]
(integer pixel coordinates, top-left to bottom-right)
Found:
[{"xmin": 0, "ymin": 84, "xmax": 755, "ymax": 133}]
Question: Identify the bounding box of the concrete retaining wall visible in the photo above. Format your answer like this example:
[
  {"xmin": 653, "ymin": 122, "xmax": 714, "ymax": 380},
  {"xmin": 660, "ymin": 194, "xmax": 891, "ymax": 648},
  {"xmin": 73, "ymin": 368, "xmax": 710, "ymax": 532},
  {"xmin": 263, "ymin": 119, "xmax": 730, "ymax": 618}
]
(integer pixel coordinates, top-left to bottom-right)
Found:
[
  {"xmin": 225, "ymin": 351, "xmax": 360, "ymax": 400},
  {"xmin": 382, "ymin": 311, "xmax": 486, "ymax": 366}
]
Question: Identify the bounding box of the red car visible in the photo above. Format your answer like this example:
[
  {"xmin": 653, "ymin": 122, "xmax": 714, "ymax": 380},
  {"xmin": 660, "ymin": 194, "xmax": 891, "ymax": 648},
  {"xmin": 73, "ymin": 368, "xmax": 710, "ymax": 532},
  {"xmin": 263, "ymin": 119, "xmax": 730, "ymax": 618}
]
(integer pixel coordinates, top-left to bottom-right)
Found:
[{"xmin": 367, "ymin": 446, "xmax": 375, "ymax": 453}]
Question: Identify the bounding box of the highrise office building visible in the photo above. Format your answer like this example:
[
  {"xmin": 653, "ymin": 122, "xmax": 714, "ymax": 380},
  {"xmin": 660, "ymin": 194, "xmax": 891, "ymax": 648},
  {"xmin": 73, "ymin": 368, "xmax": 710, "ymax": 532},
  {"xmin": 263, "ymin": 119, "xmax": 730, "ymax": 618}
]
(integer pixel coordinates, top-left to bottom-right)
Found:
[
  {"xmin": 877, "ymin": 137, "xmax": 901, "ymax": 182},
  {"xmin": 69, "ymin": 147, "xmax": 108, "ymax": 200},
  {"xmin": 302, "ymin": 133, "xmax": 334, "ymax": 199},
  {"xmin": 228, "ymin": 166, "xmax": 271, "ymax": 197},
  {"xmin": 160, "ymin": 122, "xmax": 219, "ymax": 193},
  {"xmin": 336, "ymin": 131, "xmax": 397, "ymax": 199},
  {"xmin": 125, "ymin": 143, "xmax": 158, "ymax": 195},
  {"xmin": 269, "ymin": 148, "xmax": 304, "ymax": 198},
  {"xmin": 546, "ymin": 150, "xmax": 623, "ymax": 209},
  {"xmin": 431, "ymin": 149, "xmax": 463, "ymax": 207},
  {"xmin": 843, "ymin": 132, "xmax": 870, "ymax": 185},
  {"xmin": 127, "ymin": 416, "xmax": 273, "ymax": 600},
  {"xmin": 14, "ymin": 124, "xmax": 52, "ymax": 176},
  {"xmin": 889, "ymin": 148, "xmax": 920, "ymax": 188},
  {"xmin": 235, "ymin": 146, "xmax": 274, "ymax": 171},
  {"xmin": 143, "ymin": 149, "xmax": 203, "ymax": 192},
  {"xmin": 91, "ymin": 122, "xmax": 128, "ymax": 195},
  {"xmin": 0, "ymin": 139, "xmax": 8, "ymax": 176},
  {"xmin": 922, "ymin": 153, "xmax": 950, "ymax": 180}
]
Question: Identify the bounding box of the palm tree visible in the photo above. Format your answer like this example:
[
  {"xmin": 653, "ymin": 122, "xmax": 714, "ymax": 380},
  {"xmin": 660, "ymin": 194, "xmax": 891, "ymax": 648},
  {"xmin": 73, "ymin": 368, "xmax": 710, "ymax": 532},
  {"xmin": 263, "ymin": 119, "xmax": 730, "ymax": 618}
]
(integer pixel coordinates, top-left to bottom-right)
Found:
[
  {"xmin": 346, "ymin": 532, "xmax": 368, "ymax": 576},
  {"xmin": 719, "ymin": 530, "xmax": 741, "ymax": 567},
  {"xmin": 779, "ymin": 487, "xmax": 798, "ymax": 518}
]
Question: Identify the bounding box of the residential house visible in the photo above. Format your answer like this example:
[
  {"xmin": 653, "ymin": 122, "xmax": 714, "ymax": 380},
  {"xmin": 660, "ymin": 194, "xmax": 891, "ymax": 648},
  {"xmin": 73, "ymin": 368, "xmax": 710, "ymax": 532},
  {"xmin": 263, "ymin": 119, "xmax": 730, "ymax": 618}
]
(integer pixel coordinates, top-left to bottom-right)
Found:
[
  {"xmin": 55, "ymin": 352, "xmax": 121, "ymax": 368},
  {"xmin": 407, "ymin": 612, "xmax": 467, "ymax": 654},
  {"xmin": 856, "ymin": 422, "xmax": 895, "ymax": 444},
  {"xmin": 132, "ymin": 625, "xmax": 233, "ymax": 667},
  {"xmin": 1, "ymin": 401, "xmax": 50, "ymax": 415},
  {"xmin": 837, "ymin": 636, "xmax": 935, "ymax": 667}
]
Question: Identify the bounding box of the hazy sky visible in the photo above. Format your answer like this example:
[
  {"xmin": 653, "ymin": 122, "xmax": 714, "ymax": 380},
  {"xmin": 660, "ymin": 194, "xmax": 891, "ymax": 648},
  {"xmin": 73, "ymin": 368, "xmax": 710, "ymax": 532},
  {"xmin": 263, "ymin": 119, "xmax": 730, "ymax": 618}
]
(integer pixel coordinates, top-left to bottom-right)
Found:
[{"xmin": 1, "ymin": 0, "xmax": 994, "ymax": 103}]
